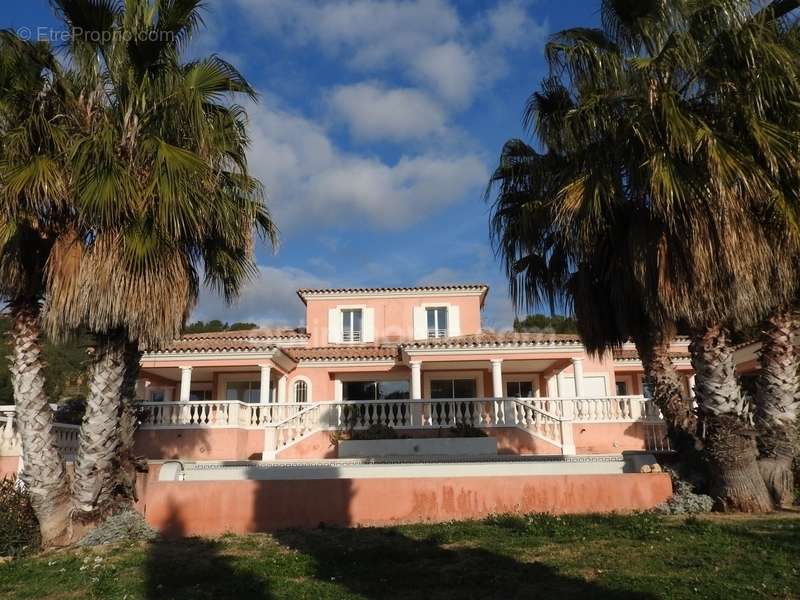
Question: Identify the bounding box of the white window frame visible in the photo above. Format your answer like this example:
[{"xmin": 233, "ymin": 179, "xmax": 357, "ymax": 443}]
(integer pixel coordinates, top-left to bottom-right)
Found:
[
  {"xmin": 426, "ymin": 306, "xmax": 448, "ymax": 339},
  {"xmin": 291, "ymin": 376, "xmax": 312, "ymax": 403},
  {"xmin": 502, "ymin": 374, "xmax": 541, "ymax": 398},
  {"xmin": 560, "ymin": 373, "xmax": 610, "ymax": 398},
  {"xmin": 335, "ymin": 371, "xmax": 413, "ymax": 401},
  {"xmin": 338, "ymin": 306, "xmax": 365, "ymax": 343},
  {"xmin": 146, "ymin": 387, "xmax": 173, "ymax": 402},
  {"xmin": 423, "ymin": 370, "xmax": 484, "ymax": 400},
  {"xmin": 217, "ymin": 372, "xmax": 269, "ymax": 403},
  {"xmin": 615, "ymin": 375, "xmax": 633, "ymax": 396}
]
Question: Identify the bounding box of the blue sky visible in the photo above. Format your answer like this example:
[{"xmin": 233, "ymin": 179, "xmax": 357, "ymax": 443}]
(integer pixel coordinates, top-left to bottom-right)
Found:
[{"xmin": 2, "ymin": 1, "xmax": 600, "ymax": 329}]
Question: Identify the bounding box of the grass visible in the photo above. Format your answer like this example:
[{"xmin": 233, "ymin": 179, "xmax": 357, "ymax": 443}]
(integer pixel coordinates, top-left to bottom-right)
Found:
[{"xmin": 1, "ymin": 513, "xmax": 799, "ymax": 599}]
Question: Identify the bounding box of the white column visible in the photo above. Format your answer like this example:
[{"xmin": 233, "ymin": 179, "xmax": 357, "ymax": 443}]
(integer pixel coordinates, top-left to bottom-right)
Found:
[
  {"xmin": 491, "ymin": 359, "xmax": 503, "ymax": 398},
  {"xmin": 556, "ymin": 370, "xmax": 566, "ymax": 398},
  {"xmin": 571, "ymin": 357, "xmax": 584, "ymax": 397},
  {"xmin": 334, "ymin": 379, "xmax": 343, "ymax": 402},
  {"xmin": 179, "ymin": 366, "xmax": 192, "ymax": 402},
  {"xmin": 410, "ymin": 361, "xmax": 422, "ymax": 400},
  {"xmin": 135, "ymin": 378, "xmax": 147, "ymax": 401},
  {"xmin": 259, "ymin": 364, "xmax": 272, "ymax": 403},
  {"xmin": 688, "ymin": 374, "xmax": 696, "ymax": 398},
  {"xmin": 543, "ymin": 373, "xmax": 555, "ymax": 397},
  {"xmin": 277, "ymin": 375, "xmax": 287, "ymax": 403}
]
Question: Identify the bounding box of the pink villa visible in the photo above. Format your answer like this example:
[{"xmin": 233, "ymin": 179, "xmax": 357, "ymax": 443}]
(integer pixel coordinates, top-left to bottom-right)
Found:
[{"xmin": 0, "ymin": 283, "xmax": 758, "ymax": 534}]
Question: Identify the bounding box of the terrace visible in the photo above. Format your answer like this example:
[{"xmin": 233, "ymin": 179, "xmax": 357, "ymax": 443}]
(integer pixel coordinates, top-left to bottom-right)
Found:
[{"xmin": 0, "ymin": 393, "xmax": 669, "ymax": 467}]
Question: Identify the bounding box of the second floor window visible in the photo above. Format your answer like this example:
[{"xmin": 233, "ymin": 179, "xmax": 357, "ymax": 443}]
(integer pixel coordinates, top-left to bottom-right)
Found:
[
  {"xmin": 342, "ymin": 309, "xmax": 362, "ymax": 342},
  {"xmin": 426, "ymin": 307, "xmax": 448, "ymax": 338}
]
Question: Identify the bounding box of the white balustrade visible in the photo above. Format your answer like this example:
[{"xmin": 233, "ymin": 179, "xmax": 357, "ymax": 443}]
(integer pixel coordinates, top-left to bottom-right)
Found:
[
  {"xmin": 52, "ymin": 424, "xmax": 80, "ymax": 458},
  {"xmin": 263, "ymin": 404, "xmax": 323, "ymax": 459},
  {"xmin": 0, "ymin": 406, "xmax": 21, "ymax": 456},
  {"xmin": 138, "ymin": 401, "xmax": 312, "ymax": 429},
  {"xmin": 519, "ymin": 396, "xmax": 655, "ymax": 423},
  {"xmin": 331, "ymin": 398, "xmax": 500, "ymax": 430},
  {"xmin": 3, "ymin": 395, "xmax": 667, "ymax": 463},
  {"xmin": 510, "ymin": 400, "xmax": 565, "ymax": 448}
]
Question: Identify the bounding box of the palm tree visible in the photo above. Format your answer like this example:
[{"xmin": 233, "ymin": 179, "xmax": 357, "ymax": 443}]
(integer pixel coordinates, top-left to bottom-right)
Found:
[
  {"xmin": 489, "ymin": 0, "xmax": 800, "ymax": 510},
  {"xmin": 488, "ymin": 138, "xmax": 699, "ymax": 462},
  {"xmin": 40, "ymin": 0, "xmax": 277, "ymax": 524},
  {"xmin": 0, "ymin": 33, "xmax": 77, "ymax": 544},
  {"xmin": 752, "ymin": 308, "xmax": 799, "ymax": 507}
]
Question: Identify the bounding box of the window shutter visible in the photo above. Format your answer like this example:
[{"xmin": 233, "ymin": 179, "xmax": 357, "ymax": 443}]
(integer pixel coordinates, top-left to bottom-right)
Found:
[
  {"xmin": 413, "ymin": 306, "xmax": 427, "ymax": 340},
  {"xmin": 448, "ymin": 304, "xmax": 460, "ymax": 337},
  {"xmin": 363, "ymin": 307, "xmax": 375, "ymax": 342},
  {"xmin": 328, "ymin": 308, "xmax": 340, "ymax": 344}
]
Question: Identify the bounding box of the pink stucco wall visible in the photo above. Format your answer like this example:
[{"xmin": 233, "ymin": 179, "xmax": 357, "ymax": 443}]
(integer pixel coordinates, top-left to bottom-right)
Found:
[
  {"xmin": 135, "ymin": 428, "xmax": 264, "ymax": 461},
  {"xmin": 573, "ymin": 423, "xmax": 659, "ymax": 454},
  {"xmin": 0, "ymin": 455, "xmax": 20, "ymax": 479},
  {"xmin": 277, "ymin": 430, "xmax": 337, "ymax": 459},
  {"xmin": 304, "ymin": 294, "xmax": 483, "ymax": 346},
  {"xmin": 133, "ymin": 421, "xmax": 655, "ymax": 462},
  {"xmin": 136, "ymin": 467, "xmax": 672, "ymax": 536}
]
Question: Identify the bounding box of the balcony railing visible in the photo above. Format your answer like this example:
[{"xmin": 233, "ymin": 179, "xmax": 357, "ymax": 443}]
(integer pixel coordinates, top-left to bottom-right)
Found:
[
  {"xmin": 0, "ymin": 395, "xmax": 670, "ymax": 460},
  {"xmin": 137, "ymin": 401, "xmax": 313, "ymax": 428},
  {"xmin": 523, "ymin": 395, "xmax": 662, "ymax": 423},
  {"xmin": 262, "ymin": 398, "xmax": 572, "ymax": 458}
]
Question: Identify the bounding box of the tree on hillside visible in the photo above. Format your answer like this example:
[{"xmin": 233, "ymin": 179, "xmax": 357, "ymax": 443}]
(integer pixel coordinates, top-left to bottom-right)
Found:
[
  {"xmin": 183, "ymin": 320, "xmax": 259, "ymax": 334},
  {"xmin": 0, "ymin": 316, "xmax": 90, "ymax": 404},
  {"xmin": 513, "ymin": 314, "xmax": 578, "ymax": 334}
]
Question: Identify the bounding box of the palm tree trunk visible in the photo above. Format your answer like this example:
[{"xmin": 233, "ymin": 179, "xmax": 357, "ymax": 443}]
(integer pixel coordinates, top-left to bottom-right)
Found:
[
  {"xmin": 70, "ymin": 333, "xmax": 126, "ymax": 523},
  {"xmin": 8, "ymin": 300, "xmax": 71, "ymax": 545},
  {"xmin": 755, "ymin": 308, "xmax": 799, "ymax": 507},
  {"xmin": 690, "ymin": 325, "xmax": 773, "ymax": 512},
  {"xmin": 633, "ymin": 332, "xmax": 699, "ymax": 457},
  {"xmin": 115, "ymin": 341, "xmax": 144, "ymax": 502}
]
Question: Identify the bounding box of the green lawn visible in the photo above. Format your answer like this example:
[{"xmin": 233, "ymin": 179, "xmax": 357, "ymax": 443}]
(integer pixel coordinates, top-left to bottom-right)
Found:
[{"xmin": 1, "ymin": 513, "xmax": 798, "ymax": 599}]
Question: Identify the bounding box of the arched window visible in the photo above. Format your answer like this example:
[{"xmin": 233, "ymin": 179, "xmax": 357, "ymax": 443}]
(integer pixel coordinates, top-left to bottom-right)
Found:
[{"xmin": 293, "ymin": 380, "xmax": 308, "ymax": 403}]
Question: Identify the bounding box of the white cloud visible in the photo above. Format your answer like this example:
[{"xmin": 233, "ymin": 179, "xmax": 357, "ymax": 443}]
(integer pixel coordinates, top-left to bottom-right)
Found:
[
  {"xmin": 329, "ymin": 82, "xmax": 447, "ymax": 141},
  {"xmin": 485, "ymin": 1, "xmax": 537, "ymax": 48},
  {"xmin": 411, "ymin": 43, "xmax": 477, "ymax": 107},
  {"xmin": 233, "ymin": 0, "xmax": 547, "ymax": 108},
  {"xmin": 193, "ymin": 266, "xmax": 329, "ymax": 326},
  {"xmin": 246, "ymin": 100, "xmax": 488, "ymax": 230},
  {"xmin": 236, "ymin": 0, "xmax": 459, "ymax": 64}
]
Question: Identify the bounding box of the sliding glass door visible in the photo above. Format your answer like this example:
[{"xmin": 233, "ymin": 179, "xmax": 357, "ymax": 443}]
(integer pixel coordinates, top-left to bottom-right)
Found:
[{"xmin": 429, "ymin": 378, "xmax": 479, "ymax": 426}]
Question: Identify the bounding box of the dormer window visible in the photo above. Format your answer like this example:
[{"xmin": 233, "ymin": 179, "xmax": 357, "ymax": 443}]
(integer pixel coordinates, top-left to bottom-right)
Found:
[
  {"xmin": 342, "ymin": 309, "xmax": 363, "ymax": 342},
  {"xmin": 426, "ymin": 307, "xmax": 448, "ymax": 338}
]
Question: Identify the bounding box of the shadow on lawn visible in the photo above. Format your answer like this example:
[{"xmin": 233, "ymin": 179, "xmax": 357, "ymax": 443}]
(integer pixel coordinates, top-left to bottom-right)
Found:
[
  {"xmin": 144, "ymin": 499, "xmax": 272, "ymax": 600},
  {"xmin": 273, "ymin": 526, "xmax": 658, "ymax": 600}
]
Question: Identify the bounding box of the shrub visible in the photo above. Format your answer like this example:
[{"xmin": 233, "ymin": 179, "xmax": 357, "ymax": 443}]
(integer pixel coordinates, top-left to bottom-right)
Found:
[
  {"xmin": 352, "ymin": 424, "xmax": 402, "ymax": 440},
  {"xmin": 54, "ymin": 397, "xmax": 85, "ymax": 425},
  {"xmin": 332, "ymin": 424, "xmax": 405, "ymax": 443},
  {"xmin": 448, "ymin": 422, "xmax": 488, "ymax": 438},
  {"xmin": 655, "ymin": 479, "xmax": 714, "ymax": 515},
  {"xmin": 0, "ymin": 477, "xmax": 40, "ymax": 557}
]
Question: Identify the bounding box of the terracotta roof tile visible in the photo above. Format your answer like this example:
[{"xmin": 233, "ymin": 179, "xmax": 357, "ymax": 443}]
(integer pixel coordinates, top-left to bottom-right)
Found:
[
  {"xmin": 286, "ymin": 346, "xmax": 401, "ymax": 361},
  {"xmin": 612, "ymin": 348, "xmax": 692, "ymax": 361},
  {"xmin": 157, "ymin": 339, "xmax": 281, "ymax": 353},
  {"xmin": 151, "ymin": 328, "xmax": 308, "ymax": 354},
  {"xmin": 180, "ymin": 328, "xmax": 308, "ymax": 340},
  {"xmin": 297, "ymin": 284, "xmax": 488, "ymax": 302},
  {"xmin": 405, "ymin": 332, "xmax": 583, "ymax": 349}
]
